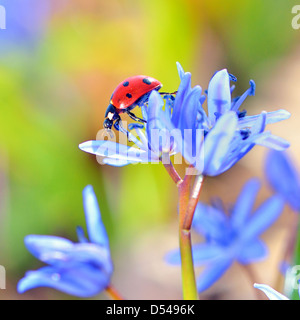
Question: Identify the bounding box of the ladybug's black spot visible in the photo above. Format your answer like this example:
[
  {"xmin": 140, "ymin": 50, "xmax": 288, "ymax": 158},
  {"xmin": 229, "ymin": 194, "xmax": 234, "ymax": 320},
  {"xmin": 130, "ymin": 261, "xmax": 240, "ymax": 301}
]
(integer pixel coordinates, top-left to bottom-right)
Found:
[
  {"xmin": 126, "ymin": 93, "xmax": 132, "ymax": 99},
  {"xmin": 143, "ymin": 78, "xmax": 152, "ymax": 85},
  {"xmin": 123, "ymin": 81, "xmax": 129, "ymax": 87}
]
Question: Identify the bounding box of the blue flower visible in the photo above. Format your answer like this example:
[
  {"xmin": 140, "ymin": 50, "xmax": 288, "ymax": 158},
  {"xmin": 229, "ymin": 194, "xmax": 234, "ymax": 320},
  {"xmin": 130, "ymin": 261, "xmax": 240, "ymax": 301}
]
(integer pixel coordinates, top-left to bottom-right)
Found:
[
  {"xmin": 17, "ymin": 185, "xmax": 113, "ymax": 298},
  {"xmin": 186, "ymin": 66, "xmax": 290, "ymax": 176},
  {"xmin": 165, "ymin": 179, "xmax": 284, "ymax": 292},
  {"xmin": 79, "ymin": 63, "xmax": 290, "ymax": 175},
  {"xmin": 265, "ymin": 150, "xmax": 300, "ymax": 212},
  {"xmin": 254, "ymin": 283, "xmax": 289, "ymax": 300}
]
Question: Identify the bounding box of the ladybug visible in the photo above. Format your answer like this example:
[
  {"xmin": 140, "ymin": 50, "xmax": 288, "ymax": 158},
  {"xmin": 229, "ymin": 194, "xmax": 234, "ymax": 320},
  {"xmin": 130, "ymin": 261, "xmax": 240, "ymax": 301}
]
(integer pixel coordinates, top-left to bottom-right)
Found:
[{"xmin": 103, "ymin": 75, "xmax": 175, "ymax": 135}]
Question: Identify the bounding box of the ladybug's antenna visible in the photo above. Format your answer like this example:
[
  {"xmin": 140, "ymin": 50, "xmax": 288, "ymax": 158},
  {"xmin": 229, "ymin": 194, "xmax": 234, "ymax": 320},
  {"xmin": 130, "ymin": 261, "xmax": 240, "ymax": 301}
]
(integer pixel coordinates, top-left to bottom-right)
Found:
[{"xmin": 159, "ymin": 91, "xmax": 178, "ymax": 96}]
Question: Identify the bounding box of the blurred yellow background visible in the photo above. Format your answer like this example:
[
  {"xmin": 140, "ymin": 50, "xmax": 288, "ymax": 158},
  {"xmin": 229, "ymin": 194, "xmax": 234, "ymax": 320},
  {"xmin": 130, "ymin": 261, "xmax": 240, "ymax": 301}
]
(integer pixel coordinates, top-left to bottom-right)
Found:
[{"xmin": 0, "ymin": 0, "xmax": 300, "ymax": 299}]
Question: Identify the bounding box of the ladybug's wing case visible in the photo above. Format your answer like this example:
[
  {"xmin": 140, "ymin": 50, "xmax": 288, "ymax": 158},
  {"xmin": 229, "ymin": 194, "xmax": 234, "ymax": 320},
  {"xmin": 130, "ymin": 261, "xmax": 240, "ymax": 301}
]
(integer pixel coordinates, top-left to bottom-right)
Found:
[{"xmin": 111, "ymin": 75, "xmax": 162, "ymax": 110}]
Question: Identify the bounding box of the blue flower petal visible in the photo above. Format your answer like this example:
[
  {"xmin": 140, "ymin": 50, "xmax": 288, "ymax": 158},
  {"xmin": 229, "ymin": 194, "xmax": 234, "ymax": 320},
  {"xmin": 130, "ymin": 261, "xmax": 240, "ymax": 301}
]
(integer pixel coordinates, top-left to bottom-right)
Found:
[
  {"xmin": 231, "ymin": 179, "xmax": 261, "ymax": 231},
  {"xmin": 76, "ymin": 226, "xmax": 88, "ymax": 243},
  {"xmin": 202, "ymin": 111, "xmax": 238, "ymax": 176},
  {"xmin": 265, "ymin": 150, "xmax": 300, "ymax": 211},
  {"xmin": 164, "ymin": 248, "xmax": 181, "ymax": 265},
  {"xmin": 214, "ymin": 135, "xmax": 247, "ymax": 173},
  {"xmin": 219, "ymin": 129, "xmax": 271, "ymax": 174},
  {"xmin": 251, "ymin": 111, "xmax": 267, "ymax": 135},
  {"xmin": 207, "ymin": 69, "xmax": 231, "ymax": 124},
  {"xmin": 67, "ymin": 243, "xmax": 113, "ymax": 273},
  {"xmin": 231, "ymin": 80, "xmax": 256, "ymax": 112},
  {"xmin": 163, "ymin": 94, "xmax": 175, "ymax": 124},
  {"xmin": 24, "ymin": 235, "xmax": 74, "ymax": 263},
  {"xmin": 176, "ymin": 61, "xmax": 185, "ymax": 80},
  {"xmin": 24, "ymin": 235, "xmax": 112, "ymax": 271},
  {"xmin": 82, "ymin": 185, "xmax": 109, "ymax": 247},
  {"xmin": 140, "ymin": 104, "xmax": 148, "ymax": 122},
  {"xmin": 172, "ymin": 72, "xmax": 192, "ymax": 128},
  {"xmin": 196, "ymin": 256, "xmax": 233, "ymax": 292},
  {"xmin": 79, "ymin": 140, "xmax": 150, "ymax": 163},
  {"xmin": 254, "ymin": 133, "xmax": 290, "ymax": 151},
  {"xmin": 238, "ymin": 109, "xmax": 291, "ymax": 128},
  {"xmin": 175, "ymin": 86, "xmax": 204, "ymax": 163},
  {"xmin": 237, "ymin": 239, "xmax": 267, "ymax": 264},
  {"xmin": 192, "ymin": 203, "xmax": 227, "ymax": 241},
  {"xmin": 241, "ymin": 195, "xmax": 284, "ymax": 241},
  {"xmin": 253, "ymin": 283, "xmax": 289, "ymax": 300},
  {"xmin": 147, "ymin": 90, "xmax": 174, "ymax": 154},
  {"xmin": 192, "ymin": 243, "xmax": 225, "ymax": 266},
  {"xmin": 147, "ymin": 90, "xmax": 166, "ymax": 131},
  {"xmin": 181, "ymin": 86, "xmax": 202, "ymax": 131},
  {"xmin": 18, "ymin": 264, "xmax": 110, "ymax": 297}
]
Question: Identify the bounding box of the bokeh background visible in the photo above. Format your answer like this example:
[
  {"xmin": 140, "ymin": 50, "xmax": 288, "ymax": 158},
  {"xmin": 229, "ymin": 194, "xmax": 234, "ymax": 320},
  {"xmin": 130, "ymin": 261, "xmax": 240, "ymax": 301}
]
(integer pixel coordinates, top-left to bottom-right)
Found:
[{"xmin": 0, "ymin": 0, "xmax": 300, "ymax": 300}]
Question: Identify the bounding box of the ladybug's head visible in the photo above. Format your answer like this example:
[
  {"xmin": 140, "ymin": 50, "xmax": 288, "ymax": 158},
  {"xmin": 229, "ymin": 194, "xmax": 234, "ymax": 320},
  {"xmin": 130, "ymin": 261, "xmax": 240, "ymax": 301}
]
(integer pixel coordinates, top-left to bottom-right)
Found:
[
  {"xmin": 104, "ymin": 118, "xmax": 113, "ymax": 130},
  {"xmin": 104, "ymin": 103, "xmax": 117, "ymax": 131}
]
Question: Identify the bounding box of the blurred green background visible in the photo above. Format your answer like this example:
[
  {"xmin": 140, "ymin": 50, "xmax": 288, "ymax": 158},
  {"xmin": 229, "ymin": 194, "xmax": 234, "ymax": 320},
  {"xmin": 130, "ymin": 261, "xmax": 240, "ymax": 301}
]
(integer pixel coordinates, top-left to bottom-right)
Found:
[{"xmin": 0, "ymin": 0, "xmax": 300, "ymax": 299}]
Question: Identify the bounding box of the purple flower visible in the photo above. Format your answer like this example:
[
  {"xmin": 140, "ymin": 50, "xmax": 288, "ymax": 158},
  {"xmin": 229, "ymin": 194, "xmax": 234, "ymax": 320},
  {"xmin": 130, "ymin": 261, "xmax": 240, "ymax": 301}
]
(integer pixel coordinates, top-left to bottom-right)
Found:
[
  {"xmin": 265, "ymin": 150, "xmax": 300, "ymax": 212},
  {"xmin": 166, "ymin": 179, "xmax": 284, "ymax": 292},
  {"xmin": 17, "ymin": 185, "xmax": 113, "ymax": 298},
  {"xmin": 79, "ymin": 63, "xmax": 290, "ymax": 176}
]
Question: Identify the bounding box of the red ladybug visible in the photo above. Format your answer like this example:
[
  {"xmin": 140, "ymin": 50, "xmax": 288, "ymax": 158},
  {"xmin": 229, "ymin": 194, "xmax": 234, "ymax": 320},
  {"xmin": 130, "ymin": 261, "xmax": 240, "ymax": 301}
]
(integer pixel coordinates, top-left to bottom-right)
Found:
[{"xmin": 104, "ymin": 75, "xmax": 174, "ymax": 134}]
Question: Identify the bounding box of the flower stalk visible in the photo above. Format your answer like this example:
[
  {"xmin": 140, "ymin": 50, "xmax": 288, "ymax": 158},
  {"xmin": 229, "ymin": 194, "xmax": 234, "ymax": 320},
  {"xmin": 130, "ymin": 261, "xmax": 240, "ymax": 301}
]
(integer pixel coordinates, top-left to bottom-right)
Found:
[
  {"xmin": 183, "ymin": 174, "xmax": 204, "ymax": 230},
  {"xmin": 179, "ymin": 228, "xmax": 198, "ymax": 300},
  {"xmin": 290, "ymin": 217, "xmax": 300, "ymax": 300},
  {"xmin": 105, "ymin": 284, "xmax": 124, "ymax": 300},
  {"xmin": 163, "ymin": 157, "xmax": 183, "ymax": 186},
  {"xmin": 165, "ymin": 162, "xmax": 203, "ymax": 300}
]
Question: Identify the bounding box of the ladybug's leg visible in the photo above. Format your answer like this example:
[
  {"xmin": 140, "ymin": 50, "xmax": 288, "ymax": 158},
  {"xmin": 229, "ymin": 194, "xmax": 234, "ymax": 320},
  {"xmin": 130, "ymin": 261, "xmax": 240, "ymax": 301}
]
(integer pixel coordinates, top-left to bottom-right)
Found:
[
  {"xmin": 114, "ymin": 119, "xmax": 130, "ymax": 138},
  {"xmin": 126, "ymin": 110, "xmax": 147, "ymax": 123}
]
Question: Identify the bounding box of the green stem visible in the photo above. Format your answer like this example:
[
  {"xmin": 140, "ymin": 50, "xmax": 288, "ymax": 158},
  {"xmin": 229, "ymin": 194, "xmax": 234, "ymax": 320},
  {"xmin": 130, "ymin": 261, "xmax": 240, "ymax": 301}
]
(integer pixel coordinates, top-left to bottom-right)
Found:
[
  {"xmin": 179, "ymin": 228, "xmax": 198, "ymax": 300},
  {"xmin": 275, "ymin": 210, "xmax": 298, "ymax": 295},
  {"xmin": 290, "ymin": 215, "xmax": 300, "ymax": 300},
  {"xmin": 183, "ymin": 175, "xmax": 204, "ymax": 230},
  {"xmin": 178, "ymin": 173, "xmax": 203, "ymax": 300},
  {"xmin": 163, "ymin": 158, "xmax": 203, "ymax": 300},
  {"xmin": 163, "ymin": 161, "xmax": 183, "ymax": 186}
]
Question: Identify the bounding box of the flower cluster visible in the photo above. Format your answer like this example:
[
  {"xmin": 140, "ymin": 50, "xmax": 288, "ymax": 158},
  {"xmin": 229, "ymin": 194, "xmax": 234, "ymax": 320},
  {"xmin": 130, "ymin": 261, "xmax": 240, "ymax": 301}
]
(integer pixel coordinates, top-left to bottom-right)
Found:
[
  {"xmin": 18, "ymin": 186, "xmax": 113, "ymax": 297},
  {"xmin": 79, "ymin": 62, "xmax": 290, "ymax": 176},
  {"xmin": 166, "ymin": 179, "xmax": 284, "ymax": 292}
]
